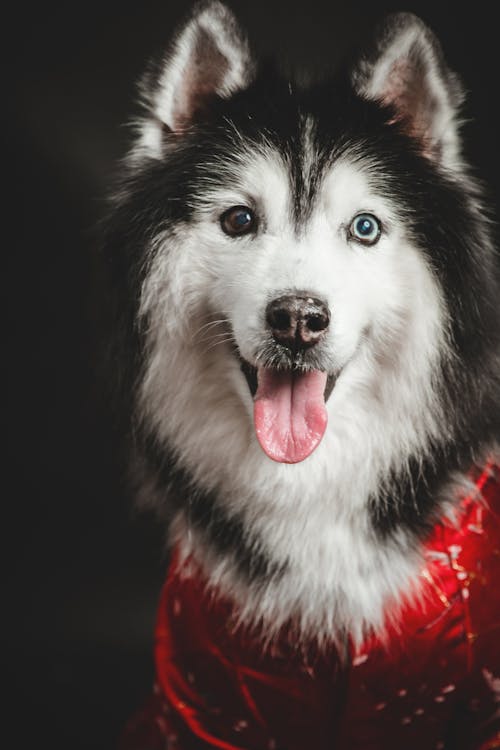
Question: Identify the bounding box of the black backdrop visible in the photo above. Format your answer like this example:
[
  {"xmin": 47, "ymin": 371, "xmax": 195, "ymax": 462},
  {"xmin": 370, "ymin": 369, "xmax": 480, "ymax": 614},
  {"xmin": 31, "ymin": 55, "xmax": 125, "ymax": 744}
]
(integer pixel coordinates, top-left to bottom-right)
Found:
[{"xmin": 6, "ymin": 2, "xmax": 499, "ymax": 748}]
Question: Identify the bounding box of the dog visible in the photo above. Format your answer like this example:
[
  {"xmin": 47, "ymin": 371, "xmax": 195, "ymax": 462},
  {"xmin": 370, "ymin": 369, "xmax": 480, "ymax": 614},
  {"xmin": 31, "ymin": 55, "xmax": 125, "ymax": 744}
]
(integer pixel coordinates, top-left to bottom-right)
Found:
[{"xmin": 103, "ymin": 2, "xmax": 500, "ymax": 747}]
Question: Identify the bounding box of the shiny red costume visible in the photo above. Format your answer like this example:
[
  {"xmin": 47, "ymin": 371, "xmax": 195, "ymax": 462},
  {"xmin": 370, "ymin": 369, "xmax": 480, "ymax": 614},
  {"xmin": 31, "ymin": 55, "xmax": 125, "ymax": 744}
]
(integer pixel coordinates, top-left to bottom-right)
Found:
[{"xmin": 121, "ymin": 464, "xmax": 500, "ymax": 749}]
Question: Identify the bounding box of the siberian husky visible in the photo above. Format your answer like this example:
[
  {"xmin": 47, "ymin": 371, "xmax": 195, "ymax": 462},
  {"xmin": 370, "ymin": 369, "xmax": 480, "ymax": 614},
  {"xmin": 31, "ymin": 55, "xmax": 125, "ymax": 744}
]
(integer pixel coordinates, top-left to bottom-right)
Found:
[{"xmin": 104, "ymin": 3, "xmax": 500, "ymax": 746}]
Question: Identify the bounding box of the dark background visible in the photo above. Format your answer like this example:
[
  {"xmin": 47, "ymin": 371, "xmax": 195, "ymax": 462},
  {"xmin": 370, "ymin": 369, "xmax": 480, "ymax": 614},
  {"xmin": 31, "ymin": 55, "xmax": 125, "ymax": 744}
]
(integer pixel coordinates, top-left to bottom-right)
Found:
[{"xmin": 6, "ymin": 2, "xmax": 499, "ymax": 748}]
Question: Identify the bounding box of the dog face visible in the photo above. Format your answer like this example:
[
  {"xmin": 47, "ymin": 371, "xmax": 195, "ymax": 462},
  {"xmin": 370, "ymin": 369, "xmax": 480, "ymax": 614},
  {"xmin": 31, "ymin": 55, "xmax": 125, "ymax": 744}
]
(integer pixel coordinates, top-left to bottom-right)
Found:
[{"xmin": 139, "ymin": 127, "xmax": 447, "ymax": 466}]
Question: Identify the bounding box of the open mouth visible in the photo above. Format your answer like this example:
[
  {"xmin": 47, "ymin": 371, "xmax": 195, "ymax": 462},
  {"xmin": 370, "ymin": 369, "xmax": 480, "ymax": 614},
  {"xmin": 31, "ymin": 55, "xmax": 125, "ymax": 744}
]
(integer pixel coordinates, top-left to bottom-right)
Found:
[{"xmin": 239, "ymin": 358, "xmax": 338, "ymax": 464}]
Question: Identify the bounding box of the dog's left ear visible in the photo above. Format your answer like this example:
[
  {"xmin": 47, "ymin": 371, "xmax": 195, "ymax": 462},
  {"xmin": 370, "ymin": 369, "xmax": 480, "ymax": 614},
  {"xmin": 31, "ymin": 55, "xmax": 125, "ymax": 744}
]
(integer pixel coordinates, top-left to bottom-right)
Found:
[{"xmin": 351, "ymin": 13, "xmax": 465, "ymax": 170}]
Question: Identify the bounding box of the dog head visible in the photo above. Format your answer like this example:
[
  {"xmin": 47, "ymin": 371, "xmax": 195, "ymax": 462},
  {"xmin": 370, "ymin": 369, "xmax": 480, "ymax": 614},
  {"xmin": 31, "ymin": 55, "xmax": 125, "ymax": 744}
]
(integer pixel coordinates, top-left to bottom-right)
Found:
[{"xmin": 106, "ymin": 2, "xmax": 498, "ymax": 530}]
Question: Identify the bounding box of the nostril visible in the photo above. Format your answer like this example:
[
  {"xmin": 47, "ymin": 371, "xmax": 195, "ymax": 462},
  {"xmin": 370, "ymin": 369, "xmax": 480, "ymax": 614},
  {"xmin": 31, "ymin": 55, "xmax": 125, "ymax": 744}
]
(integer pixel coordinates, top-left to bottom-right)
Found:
[
  {"xmin": 268, "ymin": 308, "xmax": 292, "ymax": 331},
  {"xmin": 306, "ymin": 312, "xmax": 329, "ymax": 332}
]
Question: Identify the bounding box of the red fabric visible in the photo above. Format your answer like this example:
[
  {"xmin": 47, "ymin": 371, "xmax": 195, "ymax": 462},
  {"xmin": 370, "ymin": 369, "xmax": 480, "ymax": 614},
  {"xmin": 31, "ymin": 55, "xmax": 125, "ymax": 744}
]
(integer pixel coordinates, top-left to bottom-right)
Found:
[{"xmin": 121, "ymin": 464, "xmax": 500, "ymax": 749}]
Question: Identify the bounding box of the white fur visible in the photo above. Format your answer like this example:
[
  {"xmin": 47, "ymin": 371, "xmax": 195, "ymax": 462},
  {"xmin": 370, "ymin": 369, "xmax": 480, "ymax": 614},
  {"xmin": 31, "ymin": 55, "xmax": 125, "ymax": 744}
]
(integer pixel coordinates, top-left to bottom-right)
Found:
[{"xmin": 137, "ymin": 127, "xmax": 453, "ymax": 644}]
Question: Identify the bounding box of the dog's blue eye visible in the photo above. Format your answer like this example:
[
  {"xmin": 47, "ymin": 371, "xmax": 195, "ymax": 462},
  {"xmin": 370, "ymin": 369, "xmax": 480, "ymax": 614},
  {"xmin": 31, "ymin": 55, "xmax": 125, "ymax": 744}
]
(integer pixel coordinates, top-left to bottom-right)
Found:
[
  {"xmin": 349, "ymin": 213, "xmax": 382, "ymax": 245},
  {"xmin": 220, "ymin": 206, "xmax": 256, "ymax": 237}
]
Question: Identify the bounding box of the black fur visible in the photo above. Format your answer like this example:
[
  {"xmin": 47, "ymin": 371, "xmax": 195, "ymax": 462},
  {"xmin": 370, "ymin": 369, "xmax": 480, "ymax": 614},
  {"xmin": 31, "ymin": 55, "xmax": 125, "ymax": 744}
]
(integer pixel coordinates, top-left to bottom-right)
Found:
[{"xmin": 141, "ymin": 432, "xmax": 286, "ymax": 583}]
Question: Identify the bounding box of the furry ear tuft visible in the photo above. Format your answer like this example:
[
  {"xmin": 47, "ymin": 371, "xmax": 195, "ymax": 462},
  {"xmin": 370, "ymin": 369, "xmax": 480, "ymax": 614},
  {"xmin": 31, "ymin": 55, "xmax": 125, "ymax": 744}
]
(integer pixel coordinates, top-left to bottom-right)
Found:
[
  {"xmin": 351, "ymin": 13, "xmax": 465, "ymax": 170},
  {"xmin": 138, "ymin": 1, "xmax": 254, "ymax": 156}
]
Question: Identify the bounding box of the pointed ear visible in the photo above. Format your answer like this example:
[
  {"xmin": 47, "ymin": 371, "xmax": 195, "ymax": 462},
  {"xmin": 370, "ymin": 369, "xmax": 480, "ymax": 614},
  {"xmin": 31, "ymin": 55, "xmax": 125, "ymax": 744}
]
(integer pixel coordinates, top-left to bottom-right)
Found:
[
  {"xmin": 351, "ymin": 13, "xmax": 465, "ymax": 170},
  {"xmin": 139, "ymin": 1, "xmax": 255, "ymax": 154}
]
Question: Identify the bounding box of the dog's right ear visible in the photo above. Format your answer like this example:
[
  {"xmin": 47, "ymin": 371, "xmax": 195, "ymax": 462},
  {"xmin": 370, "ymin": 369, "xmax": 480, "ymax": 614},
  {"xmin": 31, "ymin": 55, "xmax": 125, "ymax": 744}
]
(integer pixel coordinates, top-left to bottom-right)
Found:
[
  {"xmin": 351, "ymin": 13, "xmax": 465, "ymax": 170},
  {"xmin": 138, "ymin": 1, "xmax": 255, "ymax": 156}
]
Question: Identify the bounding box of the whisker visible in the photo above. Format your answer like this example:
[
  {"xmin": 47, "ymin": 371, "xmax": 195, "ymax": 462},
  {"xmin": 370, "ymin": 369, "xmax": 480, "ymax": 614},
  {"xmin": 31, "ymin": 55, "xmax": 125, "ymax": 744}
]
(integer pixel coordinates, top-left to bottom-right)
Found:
[
  {"xmin": 191, "ymin": 316, "xmax": 231, "ymax": 343},
  {"xmin": 204, "ymin": 335, "xmax": 236, "ymax": 353},
  {"xmin": 197, "ymin": 329, "xmax": 236, "ymax": 345}
]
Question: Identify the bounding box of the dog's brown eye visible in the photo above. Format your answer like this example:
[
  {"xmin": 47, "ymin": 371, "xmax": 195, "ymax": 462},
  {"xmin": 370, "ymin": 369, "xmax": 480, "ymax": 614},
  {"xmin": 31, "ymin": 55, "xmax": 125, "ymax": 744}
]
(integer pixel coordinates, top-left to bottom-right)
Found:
[{"xmin": 220, "ymin": 206, "xmax": 256, "ymax": 236}]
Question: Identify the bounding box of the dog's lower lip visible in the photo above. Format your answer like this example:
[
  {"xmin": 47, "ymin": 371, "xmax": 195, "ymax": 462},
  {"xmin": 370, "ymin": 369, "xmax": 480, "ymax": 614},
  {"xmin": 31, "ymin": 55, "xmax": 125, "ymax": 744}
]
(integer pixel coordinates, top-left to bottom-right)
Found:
[
  {"xmin": 240, "ymin": 358, "xmax": 259, "ymax": 397},
  {"xmin": 323, "ymin": 371, "xmax": 337, "ymax": 402},
  {"xmin": 239, "ymin": 357, "xmax": 337, "ymax": 402}
]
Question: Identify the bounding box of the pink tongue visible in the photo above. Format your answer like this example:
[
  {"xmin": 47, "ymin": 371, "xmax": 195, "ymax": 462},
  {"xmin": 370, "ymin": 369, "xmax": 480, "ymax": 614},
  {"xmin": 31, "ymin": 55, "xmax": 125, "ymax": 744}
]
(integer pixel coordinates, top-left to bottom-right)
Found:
[{"xmin": 253, "ymin": 368, "xmax": 328, "ymax": 463}]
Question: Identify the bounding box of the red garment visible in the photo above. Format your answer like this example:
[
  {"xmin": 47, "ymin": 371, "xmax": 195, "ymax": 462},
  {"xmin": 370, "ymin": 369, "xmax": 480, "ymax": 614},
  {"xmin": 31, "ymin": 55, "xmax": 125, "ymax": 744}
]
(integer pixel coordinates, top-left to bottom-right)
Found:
[{"xmin": 121, "ymin": 464, "xmax": 500, "ymax": 749}]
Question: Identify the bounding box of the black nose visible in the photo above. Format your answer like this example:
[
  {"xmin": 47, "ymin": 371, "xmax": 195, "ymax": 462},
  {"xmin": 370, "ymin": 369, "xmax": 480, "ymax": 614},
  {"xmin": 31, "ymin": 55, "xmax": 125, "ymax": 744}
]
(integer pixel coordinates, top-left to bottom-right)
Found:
[{"xmin": 266, "ymin": 294, "xmax": 330, "ymax": 350}]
